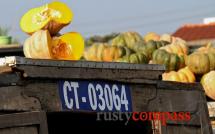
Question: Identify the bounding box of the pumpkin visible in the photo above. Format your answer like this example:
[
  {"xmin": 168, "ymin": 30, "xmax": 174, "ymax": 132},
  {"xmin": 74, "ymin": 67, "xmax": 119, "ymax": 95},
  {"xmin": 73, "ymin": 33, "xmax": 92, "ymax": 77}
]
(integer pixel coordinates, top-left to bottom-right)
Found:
[
  {"xmin": 116, "ymin": 53, "xmax": 148, "ymax": 64},
  {"xmin": 152, "ymin": 49, "xmax": 185, "ymax": 71},
  {"xmin": 23, "ymin": 30, "xmax": 53, "ymax": 59},
  {"xmin": 20, "ymin": 1, "xmax": 73, "ymax": 35},
  {"xmin": 85, "ymin": 33, "xmax": 119, "ymax": 46},
  {"xmin": 201, "ymin": 71, "xmax": 215, "ymax": 100},
  {"xmin": 84, "ymin": 43, "xmax": 132, "ymax": 62},
  {"xmin": 111, "ymin": 31, "xmax": 144, "ymax": 50},
  {"xmin": 159, "ymin": 42, "xmax": 188, "ymax": 56},
  {"xmin": 24, "ymin": 30, "xmax": 84, "ymax": 60},
  {"xmin": 143, "ymin": 32, "xmax": 160, "ymax": 42},
  {"xmin": 160, "ymin": 34, "xmax": 186, "ymax": 44},
  {"xmin": 133, "ymin": 40, "xmax": 170, "ymax": 60},
  {"xmin": 51, "ymin": 32, "xmax": 85, "ymax": 60},
  {"xmin": 162, "ymin": 67, "xmax": 195, "ymax": 83},
  {"xmin": 195, "ymin": 42, "xmax": 215, "ymax": 53},
  {"xmin": 186, "ymin": 52, "xmax": 215, "ymax": 74}
]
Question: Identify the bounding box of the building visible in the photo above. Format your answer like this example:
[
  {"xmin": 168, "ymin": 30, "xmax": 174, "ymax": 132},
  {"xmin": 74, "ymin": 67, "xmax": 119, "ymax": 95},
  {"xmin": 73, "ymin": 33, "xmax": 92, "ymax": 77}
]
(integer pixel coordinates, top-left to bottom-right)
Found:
[{"xmin": 172, "ymin": 19, "xmax": 215, "ymax": 46}]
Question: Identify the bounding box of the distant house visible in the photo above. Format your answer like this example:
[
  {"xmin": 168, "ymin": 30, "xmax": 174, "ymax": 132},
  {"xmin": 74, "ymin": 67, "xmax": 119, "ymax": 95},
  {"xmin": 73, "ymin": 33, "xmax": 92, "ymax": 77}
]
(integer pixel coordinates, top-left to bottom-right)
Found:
[{"xmin": 172, "ymin": 23, "xmax": 215, "ymax": 46}]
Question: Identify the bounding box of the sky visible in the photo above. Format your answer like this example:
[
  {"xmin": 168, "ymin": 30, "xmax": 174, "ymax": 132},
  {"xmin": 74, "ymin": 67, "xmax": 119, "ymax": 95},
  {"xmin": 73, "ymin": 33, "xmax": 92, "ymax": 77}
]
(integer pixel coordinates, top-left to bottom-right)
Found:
[{"xmin": 0, "ymin": 0, "xmax": 215, "ymax": 43}]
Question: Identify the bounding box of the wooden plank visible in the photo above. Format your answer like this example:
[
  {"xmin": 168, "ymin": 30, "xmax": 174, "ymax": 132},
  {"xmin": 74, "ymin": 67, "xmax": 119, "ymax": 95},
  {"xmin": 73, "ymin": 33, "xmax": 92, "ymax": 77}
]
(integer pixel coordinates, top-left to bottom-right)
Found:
[
  {"xmin": 0, "ymin": 81, "xmax": 61, "ymax": 111},
  {"xmin": 0, "ymin": 66, "xmax": 12, "ymax": 73},
  {"xmin": 0, "ymin": 80, "xmax": 211, "ymax": 133},
  {"xmin": 0, "ymin": 112, "xmax": 48, "ymax": 134},
  {"xmin": 163, "ymin": 125, "xmax": 201, "ymax": 134},
  {"xmin": 0, "ymin": 73, "xmax": 21, "ymax": 86},
  {"xmin": 157, "ymin": 81, "xmax": 203, "ymax": 91},
  {"xmin": 0, "ymin": 80, "xmax": 205, "ymax": 113},
  {"xmin": 147, "ymin": 89, "xmax": 200, "ymax": 112},
  {"xmin": 16, "ymin": 65, "xmax": 163, "ymax": 82},
  {"xmin": 10, "ymin": 56, "xmax": 165, "ymax": 71},
  {"xmin": 0, "ymin": 44, "xmax": 21, "ymax": 48},
  {"xmin": 131, "ymin": 84, "xmax": 157, "ymax": 111},
  {"xmin": 0, "ymin": 127, "xmax": 38, "ymax": 134},
  {"xmin": 0, "ymin": 86, "xmax": 41, "ymax": 111},
  {"xmin": 0, "ymin": 45, "xmax": 23, "ymax": 57}
]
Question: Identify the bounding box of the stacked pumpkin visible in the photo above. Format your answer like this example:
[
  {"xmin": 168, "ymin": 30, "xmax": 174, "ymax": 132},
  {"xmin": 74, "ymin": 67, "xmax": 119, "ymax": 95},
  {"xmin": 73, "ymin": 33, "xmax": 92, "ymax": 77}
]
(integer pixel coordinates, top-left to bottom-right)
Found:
[
  {"xmin": 84, "ymin": 31, "xmax": 171, "ymax": 64},
  {"xmin": 84, "ymin": 32, "xmax": 195, "ymax": 83},
  {"xmin": 20, "ymin": 1, "xmax": 84, "ymax": 60},
  {"xmin": 141, "ymin": 33, "xmax": 195, "ymax": 83},
  {"xmin": 156, "ymin": 37, "xmax": 215, "ymax": 100},
  {"xmin": 185, "ymin": 43, "xmax": 215, "ymax": 100}
]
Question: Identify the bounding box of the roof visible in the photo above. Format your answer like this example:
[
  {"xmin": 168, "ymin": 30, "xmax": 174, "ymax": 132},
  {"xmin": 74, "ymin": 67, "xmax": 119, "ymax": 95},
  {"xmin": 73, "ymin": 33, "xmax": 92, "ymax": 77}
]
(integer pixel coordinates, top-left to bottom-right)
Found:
[{"xmin": 172, "ymin": 23, "xmax": 215, "ymax": 41}]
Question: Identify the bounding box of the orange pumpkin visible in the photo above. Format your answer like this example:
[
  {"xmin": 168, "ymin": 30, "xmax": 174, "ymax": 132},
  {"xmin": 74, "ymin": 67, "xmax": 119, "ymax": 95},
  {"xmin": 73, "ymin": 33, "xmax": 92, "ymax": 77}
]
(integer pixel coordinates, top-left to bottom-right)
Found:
[{"xmin": 162, "ymin": 67, "xmax": 195, "ymax": 83}]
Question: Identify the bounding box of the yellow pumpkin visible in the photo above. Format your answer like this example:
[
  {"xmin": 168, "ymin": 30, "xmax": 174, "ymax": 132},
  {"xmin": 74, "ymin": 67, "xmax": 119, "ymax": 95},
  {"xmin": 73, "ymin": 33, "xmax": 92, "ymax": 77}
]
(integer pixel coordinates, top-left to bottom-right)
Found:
[
  {"xmin": 201, "ymin": 71, "xmax": 215, "ymax": 100},
  {"xmin": 196, "ymin": 42, "xmax": 215, "ymax": 53},
  {"xmin": 186, "ymin": 52, "xmax": 215, "ymax": 74},
  {"xmin": 143, "ymin": 32, "xmax": 160, "ymax": 42},
  {"xmin": 20, "ymin": 1, "xmax": 73, "ymax": 35},
  {"xmin": 159, "ymin": 42, "xmax": 188, "ymax": 56},
  {"xmin": 51, "ymin": 32, "xmax": 85, "ymax": 60},
  {"xmin": 162, "ymin": 67, "xmax": 195, "ymax": 83}
]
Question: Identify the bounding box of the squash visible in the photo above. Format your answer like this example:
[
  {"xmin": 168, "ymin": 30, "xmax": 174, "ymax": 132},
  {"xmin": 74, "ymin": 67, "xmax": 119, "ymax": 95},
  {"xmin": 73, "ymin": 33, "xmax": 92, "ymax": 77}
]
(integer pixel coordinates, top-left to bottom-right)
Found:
[
  {"xmin": 162, "ymin": 67, "xmax": 195, "ymax": 83},
  {"xmin": 186, "ymin": 52, "xmax": 215, "ymax": 74},
  {"xmin": 116, "ymin": 53, "xmax": 148, "ymax": 64},
  {"xmin": 159, "ymin": 42, "xmax": 188, "ymax": 56},
  {"xmin": 84, "ymin": 43, "xmax": 132, "ymax": 62},
  {"xmin": 20, "ymin": 1, "xmax": 73, "ymax": 35},
  {"xmin": 85, "ymin": 33, "xmax": 119, "ymax": 46},
  {"xmin": 160, "ymin": 34, "xmax": 186, "ymax": 44},
  {"xmin": 133, "ymin": 40, "xmax": 170, "ymax": 60},
  {"xmin": 201, "ymin": 71, "xmax": 215, "ymax": 100},
  {"xmin": 196, "ymin": 42, "xmax": 215, "ymax": 53},
  {"xmin": 111, "ymin": 31, "xmax": 144, "ymax": 50},
  {"xmin": 143, "ymin": 32, "xmax": 160, "ymax": 42},
  {"xmin": 23, "ymin": 30, "xmax": 53, "ymax": 59},
  {"xmin": 152, "ymin": 49, "xmax": 185, "ymax": 71},
  {"xmin": 51, "ymin": 32, "xmax": 85, "ymax": 60},
  {"xmin": 24, "ymin": 30, "xmax": 84, "ymax": 60}
]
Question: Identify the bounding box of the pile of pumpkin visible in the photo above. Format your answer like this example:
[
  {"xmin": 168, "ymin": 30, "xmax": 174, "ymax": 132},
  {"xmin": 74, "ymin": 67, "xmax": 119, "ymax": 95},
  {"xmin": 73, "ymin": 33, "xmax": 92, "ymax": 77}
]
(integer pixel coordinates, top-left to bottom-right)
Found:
[
  {"xmin": 20, "ymin": 1, "xmax": 85, "ymax": 60},
  {"xmin": 84, "ymin": 32, "xmax": 215, "ymax": 100}
]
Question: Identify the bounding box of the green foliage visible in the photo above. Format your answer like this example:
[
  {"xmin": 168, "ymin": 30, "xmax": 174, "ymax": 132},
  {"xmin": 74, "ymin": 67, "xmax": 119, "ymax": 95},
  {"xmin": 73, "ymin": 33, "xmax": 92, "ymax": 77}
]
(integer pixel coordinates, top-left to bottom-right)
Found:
[{"xmin": 0, "ymin": 27, "xmax": 10, "ymax": 36}]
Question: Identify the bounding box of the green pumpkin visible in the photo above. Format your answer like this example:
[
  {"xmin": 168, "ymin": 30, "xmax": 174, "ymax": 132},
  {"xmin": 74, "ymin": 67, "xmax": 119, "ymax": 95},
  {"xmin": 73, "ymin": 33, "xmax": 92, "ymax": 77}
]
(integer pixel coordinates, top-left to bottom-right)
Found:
[
  {"xmin": 119, "ymin": 46, "xmax": 134, "ymax": 57},
  {"xmin": 133, "ymin": 40, "xmax": 170, "ymax": 60},
  {"xmin": 112, "ymin": 32, "xmax": 144, "ymax": 50},
  {"xmin": 178, "ymin": 55, "xmax": 185, "ymax": 69},
  {"xmin": 116, "ymin": 53, "xmax": 148, "ymax": 64},
  {"xmin": 169, "ymin": 54, "xmax": 180, "ymax": 71},
  {"xmin": 152, "ymin": 49, "xmax": 184, "ymax": 71},
  {"xmin": 85, "ymin": 33, "xmax": 119, "ymax": 46}
]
